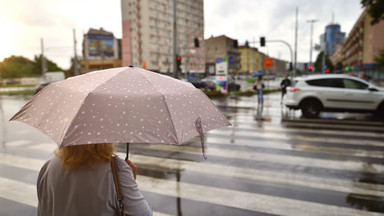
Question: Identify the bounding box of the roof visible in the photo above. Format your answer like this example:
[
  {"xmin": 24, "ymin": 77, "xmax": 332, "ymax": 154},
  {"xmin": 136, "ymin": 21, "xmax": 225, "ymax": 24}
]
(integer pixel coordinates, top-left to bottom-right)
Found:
[{"xmin": 294, "ymin": 74, "xmax": 360, "ymax": 81}]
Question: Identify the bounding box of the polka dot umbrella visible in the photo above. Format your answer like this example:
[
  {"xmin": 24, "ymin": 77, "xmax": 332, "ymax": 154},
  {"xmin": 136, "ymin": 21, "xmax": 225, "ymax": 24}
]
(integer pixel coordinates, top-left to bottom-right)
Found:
[{"xmin": 10, "ymin": 66, "xmax": 231, "ymax": 159}]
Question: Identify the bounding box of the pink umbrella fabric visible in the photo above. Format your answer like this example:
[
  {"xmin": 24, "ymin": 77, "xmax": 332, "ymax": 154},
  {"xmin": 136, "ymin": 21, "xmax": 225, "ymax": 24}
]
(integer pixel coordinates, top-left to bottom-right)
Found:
[{"xmin": 10, "ymin": 66, "xmax": 230, "ymax": 158}]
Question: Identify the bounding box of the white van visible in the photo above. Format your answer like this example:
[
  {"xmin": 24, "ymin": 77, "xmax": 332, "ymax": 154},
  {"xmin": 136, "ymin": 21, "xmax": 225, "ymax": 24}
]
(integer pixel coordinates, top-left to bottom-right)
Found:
[{"xmin": 44, "ymin": 71, "xmax": 65, "ymax": 82}]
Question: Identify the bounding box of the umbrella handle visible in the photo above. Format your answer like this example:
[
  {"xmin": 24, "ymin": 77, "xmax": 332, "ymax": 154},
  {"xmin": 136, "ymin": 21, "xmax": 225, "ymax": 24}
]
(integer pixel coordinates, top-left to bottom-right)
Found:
[{"xmin": 125, "ymin": 143, "xmax": 130, "ymax": 161}]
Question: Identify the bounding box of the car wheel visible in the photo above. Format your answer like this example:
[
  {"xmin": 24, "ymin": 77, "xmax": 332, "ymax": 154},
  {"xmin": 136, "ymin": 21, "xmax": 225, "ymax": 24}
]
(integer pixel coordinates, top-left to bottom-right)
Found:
[{"xmin": 300, "ymin": 99, "xmax": 321, "ymax": 118}]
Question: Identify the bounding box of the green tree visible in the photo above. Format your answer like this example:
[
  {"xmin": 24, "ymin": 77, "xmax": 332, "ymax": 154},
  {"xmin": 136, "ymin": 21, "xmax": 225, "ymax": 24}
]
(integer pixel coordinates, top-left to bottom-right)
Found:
[
  {"xmin": 0, "ymin": 55, "xmax": 35, "ymax": 78},
  {"xmin": 335, "ymin": 61, "xmax": 343, "ymax": 71},
  {"xmin": 374, "ymin": 49, "xmax": 384, "ymax": 67},
  {"xmin": 244, "ymin": 40, "xmax": 250, "ymax": 48},
  {"xmin": 0, "ymin": 55, "xmax": 64, "ymax": 79},
  {"xmin": 361, "ymin": 0, "xmax": 384, "ymax": 25},
  {"xmin": 33, "ymin": 55, "xmax": 64, "ymax": 75},
  {"xmin": 314, "ymin": 52, "xmax": 334, "ymax": 72}
]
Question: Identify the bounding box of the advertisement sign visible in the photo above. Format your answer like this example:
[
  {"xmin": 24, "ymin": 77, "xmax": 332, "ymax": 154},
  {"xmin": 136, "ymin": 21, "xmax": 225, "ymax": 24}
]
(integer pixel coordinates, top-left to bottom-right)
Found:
[
  {"xmin": 215, "ymin": 58, "xmax": 228, "ymax": 92},
  {"xmin": 88, "ymin": 34, "xmax": 115, "ymax": 57}
]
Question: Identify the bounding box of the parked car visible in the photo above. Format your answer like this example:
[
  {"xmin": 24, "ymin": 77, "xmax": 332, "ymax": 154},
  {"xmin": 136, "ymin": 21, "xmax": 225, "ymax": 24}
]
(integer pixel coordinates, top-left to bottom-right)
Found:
[
  {"xmin": 35, "ymin": 82, "xmax": 50, "ymax": 94},
  {"xmin": 181, "ymin": 78, "xmax": 215, "ymax": 91},
  {"xmin": 201, "ymin": 77, "xmax": 240, "ymax": 92},
  {"xmin": 201, "ymin": 77, "xmax": 217, "ymax": 91},
  {"xmin": 228, "ymin": 81, "xmax": 241, "ymax": 92},
  {"xmin": 284, "ymin": 74, "xmax": 384, "ymax": 118}
]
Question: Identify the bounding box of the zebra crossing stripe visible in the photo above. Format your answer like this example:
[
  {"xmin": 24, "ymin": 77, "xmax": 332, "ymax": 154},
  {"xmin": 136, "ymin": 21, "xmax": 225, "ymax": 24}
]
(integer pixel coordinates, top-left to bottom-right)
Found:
[
  {"xmin": 209, "ymin": 129, "xmax": 384, "ymax": 147},
  {"xmin": 1, "ymin": 150, "xmax": 384, "ymax": 215},
  {"xmin": 0, "ymin": 177, "xmax": 37, "ymax": 207},
  {"xmin": 0, "ymin": 177, "xmax": 171, "ymax": 216},
  {"xmin": 0, "ymin": 153, "xmax": 44, "ymax": 172},
  {"xmin": 205, "ymin": 137, "xmax": 384, "ymax": 159},
  {"xmin": 137, "ymin": 175, "xmax": 383, "ymax": 216},
  {"xmin": 2, "ymin": 151, "xmax": 384, "ymax": 198},
  {"xmin": 131, "ymin": 143, "xmax": 384, "ymax": 173},
  {"xmin": 23, "ymin": 139, "xmax": 384, "ymax": 174},
  {"xmin": 2, "ymin": 167, "xmax": 380, "ymax": 216},
  {"xmin": 4, "ymin": 140, "xmax": 31, "ymax": 147},
  {"xmin": 116, "ymin": 153, "xmax": 384, "ymax": 197},
  {"xmin": 220, "ymin": 123, "xmax": 384, "ymax": 138},
  {"xmin": 245, "ymin": 120, "xmax": 384, "ymax": 133}
]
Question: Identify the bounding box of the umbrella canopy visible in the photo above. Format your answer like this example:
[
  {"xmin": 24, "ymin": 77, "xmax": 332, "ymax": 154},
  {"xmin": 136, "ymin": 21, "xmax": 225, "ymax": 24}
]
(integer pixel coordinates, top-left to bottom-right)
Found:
[
  {"xmin": 10, "ymin": 67, "xmax": 230, "ymax": 155},
  {"xmin": 251, "ymin": 72, "xmax": 264, "ymax": 77}
]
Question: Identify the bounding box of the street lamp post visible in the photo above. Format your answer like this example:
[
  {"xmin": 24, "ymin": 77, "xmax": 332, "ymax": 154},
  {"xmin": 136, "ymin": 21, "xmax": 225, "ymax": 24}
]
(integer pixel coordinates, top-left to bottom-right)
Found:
[{"xmin": 307, "ymin": 19, "xmax": 318, "ymax": 69}]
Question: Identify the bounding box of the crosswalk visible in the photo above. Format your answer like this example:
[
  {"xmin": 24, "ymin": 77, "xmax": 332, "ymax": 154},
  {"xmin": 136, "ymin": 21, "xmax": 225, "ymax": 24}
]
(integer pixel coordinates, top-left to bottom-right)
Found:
[{"xmin": 1, "ymin": 94, "xmax": 384, "ymax": 215}]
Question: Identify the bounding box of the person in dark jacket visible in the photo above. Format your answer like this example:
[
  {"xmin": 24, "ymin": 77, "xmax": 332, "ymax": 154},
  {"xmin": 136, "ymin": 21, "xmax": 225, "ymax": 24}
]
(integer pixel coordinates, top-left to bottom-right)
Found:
[{"xmin": 280, "ymin": 74, "xmax": 291, "ymax": 103}]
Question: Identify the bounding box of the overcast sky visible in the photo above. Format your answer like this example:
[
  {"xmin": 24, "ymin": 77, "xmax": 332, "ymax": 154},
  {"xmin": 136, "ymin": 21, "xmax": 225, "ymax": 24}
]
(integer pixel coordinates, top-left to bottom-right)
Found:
[{"xmin": 0, "ymin": 0, "xmax": 364, "ymax": 69}]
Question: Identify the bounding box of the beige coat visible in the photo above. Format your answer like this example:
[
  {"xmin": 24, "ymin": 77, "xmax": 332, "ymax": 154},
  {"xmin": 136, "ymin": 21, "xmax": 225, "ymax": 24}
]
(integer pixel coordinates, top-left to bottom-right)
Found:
[
  {"xmin": 255, "ymin": 79, "xmax": 264, "ymax": 90},
  {"xmin": 37, "ymin": 155, "xmax": 152, "ymax": 216}
]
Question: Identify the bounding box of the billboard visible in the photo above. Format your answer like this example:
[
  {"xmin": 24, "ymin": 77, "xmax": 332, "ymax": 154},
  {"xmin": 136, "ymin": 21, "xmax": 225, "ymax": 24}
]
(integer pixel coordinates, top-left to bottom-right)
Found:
[
  {"xmin": 88, "ymin": 33, "xmax": 114, "ymax": 57},
  {"xmin": 215, "ymin": 58, "xmax": 228, "ymax": 92}
]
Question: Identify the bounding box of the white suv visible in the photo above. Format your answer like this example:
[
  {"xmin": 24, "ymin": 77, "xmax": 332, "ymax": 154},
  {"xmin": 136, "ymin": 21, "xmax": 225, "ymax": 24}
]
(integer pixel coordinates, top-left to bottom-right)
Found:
[{"xmin": 285, "ymin": 74, "xmax": 384, "ymax": 118}]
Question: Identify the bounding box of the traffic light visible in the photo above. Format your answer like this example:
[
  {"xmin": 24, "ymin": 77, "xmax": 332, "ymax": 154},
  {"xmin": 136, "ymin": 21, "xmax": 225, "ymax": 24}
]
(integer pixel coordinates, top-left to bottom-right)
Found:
[
  {"xmin": 260, "ymin": 37, "xmax": 265, "ymax": 47},
  {"xmin": 308, "ymin": 66, "xmax": 313, "ymax": 72},
  {"xmin": 326, "ymin": 68, "xmax": 330, "ymax": 73},
  {"xmin": 176, "ymin": 55, "xmax": 182, "ymax": 72}
]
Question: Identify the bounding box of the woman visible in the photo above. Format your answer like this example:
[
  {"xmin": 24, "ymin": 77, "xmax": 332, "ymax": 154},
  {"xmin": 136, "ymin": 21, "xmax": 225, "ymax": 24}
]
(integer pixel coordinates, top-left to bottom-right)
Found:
[
  {"xmin": 37, "ymin": 143, "xmax": 152, "ymax": 216},
  {"xmin": 255, "ymin": 76, "xmax": 265, "ymax": 104}
]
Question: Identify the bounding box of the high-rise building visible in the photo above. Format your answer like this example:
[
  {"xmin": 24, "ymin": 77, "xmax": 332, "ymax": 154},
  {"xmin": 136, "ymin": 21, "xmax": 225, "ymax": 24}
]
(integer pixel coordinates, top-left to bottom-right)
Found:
[
  {"xmin": 320, "ymin": 24, "xmax": 346, "ymax": 56},
  {"xmin": 121, "ymin": 0, "xmax": 205, "ymax": 74}
]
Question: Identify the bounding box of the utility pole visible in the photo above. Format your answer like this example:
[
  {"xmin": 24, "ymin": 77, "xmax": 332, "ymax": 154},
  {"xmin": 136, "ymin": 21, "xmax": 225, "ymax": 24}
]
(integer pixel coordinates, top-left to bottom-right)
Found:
[
  {"xmin": 41, "ymin": 38, "xmax": 47, "ymax": 76},
  {"xmin": 294, "ymin": 8, "xmax": 298, "ymax": 78},
  {"xmin": 73, "ymin": 29, "xmax": 79, "ymax": 76},
  {"xmin": 173, "ymin": 0, "xmax": 178, "ymax": 78},
  {"xmin": 307, "ymin": 19, "xmax": 318, "ymax": 68}
]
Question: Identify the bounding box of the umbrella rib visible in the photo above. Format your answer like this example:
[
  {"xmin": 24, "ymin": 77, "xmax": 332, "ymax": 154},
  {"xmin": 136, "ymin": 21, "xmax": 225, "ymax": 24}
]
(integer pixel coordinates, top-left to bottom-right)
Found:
[
  {"xmin": 159, "ymin": 94, "xmax": 180, "ymax": 144},
  {"xmin": 134, "ymin": 69, "xmax": 180, "ymax": 144},
  {"xmin": 61, "ymin": 68, "xmax": 128, "ymax": 145}
]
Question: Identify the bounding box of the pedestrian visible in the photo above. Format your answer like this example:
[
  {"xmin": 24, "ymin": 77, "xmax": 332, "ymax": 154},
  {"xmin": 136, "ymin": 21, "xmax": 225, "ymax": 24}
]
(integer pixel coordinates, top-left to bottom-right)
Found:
[
  {"xmin": 255, "ymin": 76, "xmax": 265, "ymax": 104},
  {"xmin": 37, "ymin": 143, "xmax": 153, "ymax": 216},
  {"xmin": 280, "ymin": 74, "xmax": 291, "ymax": 103}
]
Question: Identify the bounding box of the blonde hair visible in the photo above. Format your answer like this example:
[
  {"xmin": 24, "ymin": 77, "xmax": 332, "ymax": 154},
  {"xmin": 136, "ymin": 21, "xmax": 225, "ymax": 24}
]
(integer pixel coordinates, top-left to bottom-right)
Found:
[{"xmin": 55, "ymin": 143, "xmax": 115, "ymax": 169}]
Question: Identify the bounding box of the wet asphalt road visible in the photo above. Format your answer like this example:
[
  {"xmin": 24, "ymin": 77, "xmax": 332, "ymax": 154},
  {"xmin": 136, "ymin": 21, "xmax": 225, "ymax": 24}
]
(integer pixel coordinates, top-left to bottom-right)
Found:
[{"xmin": 1, "ymin": 93, "xmax": 384, "ymax": 216}]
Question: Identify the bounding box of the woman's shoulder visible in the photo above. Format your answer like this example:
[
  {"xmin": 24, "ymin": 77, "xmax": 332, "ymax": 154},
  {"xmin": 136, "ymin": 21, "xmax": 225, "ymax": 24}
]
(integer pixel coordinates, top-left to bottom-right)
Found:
[{"xmin": 115, "ymin": 156, "xmax": 130, "ymax": 169}]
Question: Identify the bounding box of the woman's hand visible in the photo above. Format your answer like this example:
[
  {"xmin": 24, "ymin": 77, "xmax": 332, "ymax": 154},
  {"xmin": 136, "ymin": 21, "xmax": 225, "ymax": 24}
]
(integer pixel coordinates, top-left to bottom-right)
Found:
[{"xmin": 126, "ymin": 160, "xmax": 137, "ymax": 180}]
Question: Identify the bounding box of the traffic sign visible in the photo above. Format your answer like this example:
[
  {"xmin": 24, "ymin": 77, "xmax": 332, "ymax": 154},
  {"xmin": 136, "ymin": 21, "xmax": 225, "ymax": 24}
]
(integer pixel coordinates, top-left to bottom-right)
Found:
[
  {"xmin": 264, "ymin": 58, "xmax": 273, "ymax": 68},
  {"xmin": 229, "ymin": 55, "xmax": 234, "ymax": 65}
]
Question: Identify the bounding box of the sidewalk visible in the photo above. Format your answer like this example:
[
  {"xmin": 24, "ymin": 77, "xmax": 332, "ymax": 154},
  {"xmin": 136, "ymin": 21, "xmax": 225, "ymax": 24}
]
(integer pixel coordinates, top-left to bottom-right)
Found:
[
  {"xmin": 0, "ymin": 86, "xmax": 34, "ymax": 93},
  {"xmin": 212, "ymin": 91, "xmax": 281, "ymax": 110}
]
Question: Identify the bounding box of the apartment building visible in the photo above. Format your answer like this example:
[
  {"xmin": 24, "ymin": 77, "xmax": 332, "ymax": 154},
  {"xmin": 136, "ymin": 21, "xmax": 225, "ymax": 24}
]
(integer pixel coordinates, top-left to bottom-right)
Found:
[
  {"xmin": 121, "ymin": 0, "xmax": 205, "ymax": 74},
  {"xmin": 342, "ymin": 9, "xmax": 384, "ymax": 70},
  {"xmin": 237, "ymin": 46, "xmax": 262, "ymax": 75},
  {"xmin": 205, "ymin": 35, "xmax": 241, "ymax": 76}
]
